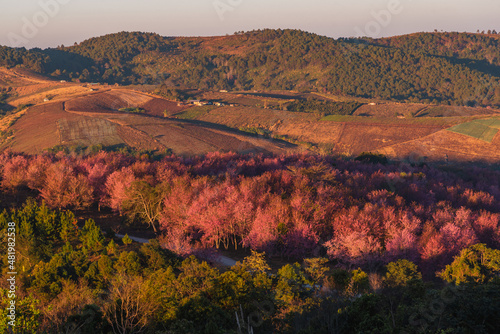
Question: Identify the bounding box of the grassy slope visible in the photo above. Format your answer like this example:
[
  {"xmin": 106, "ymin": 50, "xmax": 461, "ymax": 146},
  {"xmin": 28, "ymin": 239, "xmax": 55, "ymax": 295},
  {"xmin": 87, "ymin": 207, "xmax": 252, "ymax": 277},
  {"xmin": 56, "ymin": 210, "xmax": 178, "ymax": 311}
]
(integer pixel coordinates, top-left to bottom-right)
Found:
[{"xmin": 447, "ymin": 117, "xmax": 500, "ymax": 142}]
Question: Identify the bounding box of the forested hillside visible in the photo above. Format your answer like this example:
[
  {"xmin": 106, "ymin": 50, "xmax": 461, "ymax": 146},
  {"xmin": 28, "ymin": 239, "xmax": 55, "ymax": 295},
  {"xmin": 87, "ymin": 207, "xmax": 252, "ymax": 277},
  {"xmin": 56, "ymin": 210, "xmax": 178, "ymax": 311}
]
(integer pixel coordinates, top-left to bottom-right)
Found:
[
  {"xmin": 1, "ymin": 30, "xmax": 500, "ymax": 106},
  {"xmin": 374, "ymin": 32, "xmax": 500, "ymax": 69}
]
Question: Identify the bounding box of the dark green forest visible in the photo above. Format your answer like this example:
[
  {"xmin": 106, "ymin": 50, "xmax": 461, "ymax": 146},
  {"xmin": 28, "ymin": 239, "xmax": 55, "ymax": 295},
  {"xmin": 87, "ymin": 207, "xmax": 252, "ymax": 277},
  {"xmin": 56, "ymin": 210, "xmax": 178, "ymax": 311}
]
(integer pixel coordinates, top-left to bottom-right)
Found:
[
  {"xmin": 286, "ymin": 100, "xmax": 363, "ymax": 115},
  {"xmin": 1, "ymin": 30, "xmax": 500, "ymax": 106}
]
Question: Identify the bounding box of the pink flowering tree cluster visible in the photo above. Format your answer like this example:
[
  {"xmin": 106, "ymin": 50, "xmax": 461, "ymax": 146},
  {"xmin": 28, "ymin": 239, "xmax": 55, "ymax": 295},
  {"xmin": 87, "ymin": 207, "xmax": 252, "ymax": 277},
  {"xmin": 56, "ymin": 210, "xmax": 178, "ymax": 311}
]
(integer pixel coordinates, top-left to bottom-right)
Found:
[{"xmin": 1, "ymin": 150, "xmax": 499, "ymax": 275}]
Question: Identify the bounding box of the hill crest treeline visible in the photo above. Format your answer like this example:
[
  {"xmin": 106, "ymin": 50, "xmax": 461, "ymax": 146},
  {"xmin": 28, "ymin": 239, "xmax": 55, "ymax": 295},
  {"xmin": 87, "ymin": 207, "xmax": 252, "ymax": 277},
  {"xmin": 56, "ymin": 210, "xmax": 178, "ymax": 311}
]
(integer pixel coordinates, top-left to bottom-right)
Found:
[{"xmin": 1, "ymin": 29, "xmax": 500, "ymax": 106}]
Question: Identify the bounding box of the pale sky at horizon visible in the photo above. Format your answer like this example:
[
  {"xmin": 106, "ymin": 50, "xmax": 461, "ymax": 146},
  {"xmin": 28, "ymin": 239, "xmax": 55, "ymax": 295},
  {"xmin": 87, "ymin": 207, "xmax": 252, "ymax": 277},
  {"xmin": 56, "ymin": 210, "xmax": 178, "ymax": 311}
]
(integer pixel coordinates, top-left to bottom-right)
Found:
[{"xmin": 1, "ymin": 0, "xmax": 499, "ymax": 49}]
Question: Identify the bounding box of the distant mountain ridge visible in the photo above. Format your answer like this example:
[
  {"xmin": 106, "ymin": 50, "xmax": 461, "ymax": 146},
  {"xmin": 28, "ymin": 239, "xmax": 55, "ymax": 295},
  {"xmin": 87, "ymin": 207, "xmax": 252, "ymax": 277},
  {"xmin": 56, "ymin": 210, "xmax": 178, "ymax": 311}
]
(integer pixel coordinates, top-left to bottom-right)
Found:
[{"xmin": 1, "ymin": 29, "xmax": 500, "ymax": 106}]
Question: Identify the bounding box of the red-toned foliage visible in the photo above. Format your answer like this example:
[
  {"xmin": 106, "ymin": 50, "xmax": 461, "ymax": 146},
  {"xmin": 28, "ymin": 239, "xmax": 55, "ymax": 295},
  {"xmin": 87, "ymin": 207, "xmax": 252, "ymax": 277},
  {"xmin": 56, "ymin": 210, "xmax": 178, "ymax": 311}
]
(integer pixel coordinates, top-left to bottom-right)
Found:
[
  {"xmin": 25, "ymin": 155, "xmax": 53, "ymax": 190},
  {"xmin": 1, "ymin": 151, "xmax": 499, "ymax": 274},
  {"xmin": 103, "ymin": 167, "xmax": 136, "ymax": 213},
  {"xmin": 39, "ymin": 161, "xmax": 93, "ymax": 209},
  {"xmin": 473, "ymin": 211, "xmax": 500, "ymax": 248},
  {"xmin": 244, "ymin": 193, "xmax": 290, "ymax": 252},
  {"xmin": 1, "ymin": 154, "xmax": 29, "ymax": 189}
]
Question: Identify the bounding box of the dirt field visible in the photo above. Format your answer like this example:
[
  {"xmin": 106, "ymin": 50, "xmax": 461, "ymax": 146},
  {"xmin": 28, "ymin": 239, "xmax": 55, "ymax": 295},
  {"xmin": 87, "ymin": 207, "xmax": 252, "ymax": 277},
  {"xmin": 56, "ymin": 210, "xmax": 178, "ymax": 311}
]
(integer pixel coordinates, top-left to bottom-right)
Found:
[
  {"xmin": 3, "ymin": 68, "xmax": 500, "ymax": 162},
  {"xmin": 320, "ymin": 114, "xmax": 468, "ymax": 127},
  {"xmin": 6, "ymin": 102, "xmax": 86, "ymax": 152},
  {"xmin": 193, "ymin": 106, "xmax": 444, "ymax": 150},
  {"xmin": 417, "ymin": 105, "xmax": 500, "ymax": 117},
  {"xmin": 332, "ymin": 123, "xmax": 444, "ymax": 156},
  {"xmin": 57, "ymin": 117, "xmax": 123, "ymax": 147},
  {"xmin": 134, "ymin": 120, "xmax": 296, "ymax": 156},
  {"xmin": 377, "ymin": 129, "xmax": 500, "ymax": 163},
  {"xmin": 0, "ymin": 67, "xmax": 50, "ymax": 87},
  {"xmin": 107, "ymin": 89, "xmax": 152, "ymax": 106},
  {"xmin": 0, "ymin": 109, "xmax": 28, "ymax": 132},
  {"xmin": 140, "ymin": 97, "xmax": 191, "ymax": 117},
  {"xmin": 66, "ymin": 91, "xmax": 130, "ymax": 113},
  {"xmin": 64, "ymin": 89, "xmax": 190, "ymax": 117},
  {"xmin": 0, "ymin": 67, "xmax": 73, "ymax": 105},
  {"xmin": 3, "ymin": 87, "xmax": 300, "ymax": 155},
  {"xmin": 11, "ymin": 86, "xmax": 90, "ymax": 107},
  {"xmin": 353, "ymin": 103, "xmax": 426, "ymax": 117},
  {"xmin": 197, "ymin": 106, "xmax": 319, "ymax": 128},
  {"xmin": 116, "ymin": 125, "xmax": 165, "ymax": 151},
  {"xmin": 351, "ymin": 103, "xmax": 500, "ymax": 118}
]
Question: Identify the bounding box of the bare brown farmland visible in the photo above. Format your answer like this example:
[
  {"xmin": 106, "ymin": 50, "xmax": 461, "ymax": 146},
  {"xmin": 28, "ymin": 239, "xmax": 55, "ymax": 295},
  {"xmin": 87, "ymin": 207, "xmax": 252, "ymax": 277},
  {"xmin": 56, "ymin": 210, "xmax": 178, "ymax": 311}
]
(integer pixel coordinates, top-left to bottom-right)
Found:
[{"xmin": 2, "ymin": 65, "xmax": 500, "ymax": 163}]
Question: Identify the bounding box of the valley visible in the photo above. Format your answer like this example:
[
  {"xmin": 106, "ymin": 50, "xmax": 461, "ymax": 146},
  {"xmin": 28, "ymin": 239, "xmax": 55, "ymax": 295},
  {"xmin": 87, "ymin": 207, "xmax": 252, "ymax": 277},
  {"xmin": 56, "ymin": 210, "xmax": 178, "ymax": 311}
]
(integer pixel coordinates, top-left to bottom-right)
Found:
[{"xmin": 1, "ymin": 66, "xmax": 499, "ymax": 164}]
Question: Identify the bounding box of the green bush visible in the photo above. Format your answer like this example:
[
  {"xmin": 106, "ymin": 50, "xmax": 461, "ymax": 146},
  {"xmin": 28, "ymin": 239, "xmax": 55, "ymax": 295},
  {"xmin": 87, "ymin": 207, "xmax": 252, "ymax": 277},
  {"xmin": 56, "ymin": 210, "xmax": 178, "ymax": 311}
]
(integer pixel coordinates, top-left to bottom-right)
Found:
[
  {"xmin": 439, "ymin": 243, "xmax": 500, "ymax": 285},
  {"xmin": 384, "ymin": 259, "xmax": 422, "ymax": 287},
  {"xmin": 119, "ymin": 107, "xmax": 145, "ymax": 113},
  {"xmin": 121, "ymin": 234, "xmax": 133, "ymax": 245},
  {"xmin": 80, "ymin": 219, "xmax": 105, "ymax": 253}
]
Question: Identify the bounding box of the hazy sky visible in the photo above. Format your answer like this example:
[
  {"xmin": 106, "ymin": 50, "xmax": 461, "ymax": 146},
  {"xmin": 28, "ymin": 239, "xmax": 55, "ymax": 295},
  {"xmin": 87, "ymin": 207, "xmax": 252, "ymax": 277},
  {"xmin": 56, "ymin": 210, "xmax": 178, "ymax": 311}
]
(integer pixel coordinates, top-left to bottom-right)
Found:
[{"xmin": 1, "ymin": 0, "xmax": 499, "ymax": 48}]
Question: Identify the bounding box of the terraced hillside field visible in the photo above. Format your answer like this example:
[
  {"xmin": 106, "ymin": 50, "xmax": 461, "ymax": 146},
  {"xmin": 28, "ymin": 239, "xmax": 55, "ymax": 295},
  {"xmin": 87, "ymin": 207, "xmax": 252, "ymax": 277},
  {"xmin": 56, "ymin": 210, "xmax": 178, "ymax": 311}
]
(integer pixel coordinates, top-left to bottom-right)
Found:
[
  {"xmin": 0, "ymin": 67, "xmax": 90, "ymax": 107},
  {"xmin": 65, "ymin": 89, "xmax": 191, "ymax": 117},
  {"xmin": 2, "ymin": 67, "xmax": 500, "ymax": 163},
  {"xmin": 2, "ymin": 88, "xmax": 300, "ymax": 155},
  {"xmin": 171, "ymin": 96, "xmax": 500, "ymax": 161},
  {"xmin": 182, "ymin": 105, "xmax": 447, "ymax": 155},
  {"xmin": 377, "ymin": 128, "xmax": 500, "ymax": 163},
  {"xmin": 6, "ymin": 101, "xmax": 117, "ymax": 152}
]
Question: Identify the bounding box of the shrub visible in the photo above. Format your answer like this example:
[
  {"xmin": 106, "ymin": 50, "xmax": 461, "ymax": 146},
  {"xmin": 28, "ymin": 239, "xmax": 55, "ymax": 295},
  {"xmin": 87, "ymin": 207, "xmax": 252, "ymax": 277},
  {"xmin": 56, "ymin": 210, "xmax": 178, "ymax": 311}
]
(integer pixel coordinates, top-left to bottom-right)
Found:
[
  {"xmin": 439, "ymin": 243, "xmax": 500, "ymax": 285},
  {"xmin": 122, "ymin": 234, "xmax": 133, "ymax": 245},
  {"xmin": 383, "ymin": 259, "xmax": 422, "ymax": 287}
]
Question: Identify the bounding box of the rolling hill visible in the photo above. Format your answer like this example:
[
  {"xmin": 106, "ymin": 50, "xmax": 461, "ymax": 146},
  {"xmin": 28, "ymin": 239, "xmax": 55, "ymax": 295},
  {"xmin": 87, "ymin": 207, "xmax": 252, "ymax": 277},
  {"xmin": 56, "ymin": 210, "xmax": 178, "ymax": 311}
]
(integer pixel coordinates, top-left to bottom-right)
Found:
[
  {"xmin": 1, "ymin": 66, "xmax": 499, "ymax": 163},
  {"xmin": 1, "ymin": 30, "xmax": 500, "ymax": 107},
  {"xmin": 0, "ymin": 71, "xmax": 300, "ymax": 155},
  {"xmin": 2, "ymin": 30, "xmax": 500, "ymax": 162}
]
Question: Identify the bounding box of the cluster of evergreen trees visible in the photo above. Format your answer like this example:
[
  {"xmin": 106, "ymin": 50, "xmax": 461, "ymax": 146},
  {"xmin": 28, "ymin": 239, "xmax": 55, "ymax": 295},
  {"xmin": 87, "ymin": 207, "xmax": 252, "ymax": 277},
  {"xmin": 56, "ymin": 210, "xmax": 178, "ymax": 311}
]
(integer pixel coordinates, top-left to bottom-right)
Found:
[
  {"xmin": 1, "ymin": 30, "xmax": 500, "ymax": 106},
  {"xmin": 286, "ymin": 99, "xmax": 362, "ymax": 115},
  {"xmin": 0, "ymin": 89, "xmax": 10, "ymax": 115},
  {"xmin": 1, "ymin": 199, "xmax": 499, "ymax": 333}
]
